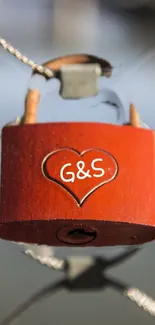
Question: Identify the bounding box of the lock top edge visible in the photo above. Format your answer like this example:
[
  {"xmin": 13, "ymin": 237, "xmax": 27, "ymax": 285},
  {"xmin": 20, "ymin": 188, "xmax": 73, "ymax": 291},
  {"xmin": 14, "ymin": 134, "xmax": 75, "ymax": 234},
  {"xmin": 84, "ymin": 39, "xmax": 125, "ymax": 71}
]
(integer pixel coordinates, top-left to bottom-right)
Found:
[{"xmin": 1, "ymin": 121, "xmax": 154, "ymax": 136}]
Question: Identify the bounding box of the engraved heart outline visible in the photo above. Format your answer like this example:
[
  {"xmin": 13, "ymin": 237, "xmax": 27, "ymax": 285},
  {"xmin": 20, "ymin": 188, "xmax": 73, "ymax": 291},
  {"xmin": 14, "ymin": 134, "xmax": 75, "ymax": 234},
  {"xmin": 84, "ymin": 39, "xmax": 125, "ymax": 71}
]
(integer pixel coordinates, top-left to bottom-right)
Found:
[{"xmin": 41, "ymin": 148, "xmax": 118, "ymax": 207}]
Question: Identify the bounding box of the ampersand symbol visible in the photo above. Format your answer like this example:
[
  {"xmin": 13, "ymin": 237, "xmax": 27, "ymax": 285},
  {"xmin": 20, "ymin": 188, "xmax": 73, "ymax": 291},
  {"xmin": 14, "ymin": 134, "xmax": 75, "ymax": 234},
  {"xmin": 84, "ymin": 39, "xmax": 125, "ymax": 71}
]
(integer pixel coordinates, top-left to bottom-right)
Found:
[{"xmin": 76, "ymin": 161, "xmax": 92, "ymax": 180}]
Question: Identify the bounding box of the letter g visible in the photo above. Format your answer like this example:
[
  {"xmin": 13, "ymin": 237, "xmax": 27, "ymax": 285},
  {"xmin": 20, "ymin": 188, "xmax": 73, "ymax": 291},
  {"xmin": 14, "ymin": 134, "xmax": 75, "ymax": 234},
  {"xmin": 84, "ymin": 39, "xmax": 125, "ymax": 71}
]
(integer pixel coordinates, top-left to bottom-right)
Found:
[{"xmin": 60, "ymin": 163, "xmax": 75, "ymax": 183}]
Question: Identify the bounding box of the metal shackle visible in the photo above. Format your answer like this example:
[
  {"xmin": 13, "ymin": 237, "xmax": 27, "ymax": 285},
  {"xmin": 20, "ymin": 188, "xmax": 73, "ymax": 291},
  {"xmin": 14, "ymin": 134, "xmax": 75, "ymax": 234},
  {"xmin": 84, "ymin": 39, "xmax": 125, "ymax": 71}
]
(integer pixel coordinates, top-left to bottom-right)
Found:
[{"xmin": 23, "ymin": 54, "xmax": 113, "ymax": 124}]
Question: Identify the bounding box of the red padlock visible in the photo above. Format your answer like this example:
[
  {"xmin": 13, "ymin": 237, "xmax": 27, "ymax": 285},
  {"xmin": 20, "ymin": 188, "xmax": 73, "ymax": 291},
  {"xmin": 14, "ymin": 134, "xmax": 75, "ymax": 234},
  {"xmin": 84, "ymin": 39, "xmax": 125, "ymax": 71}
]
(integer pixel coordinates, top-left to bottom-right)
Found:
[{"xmin": 0, "ymin": 54, "xmax": 155, "ymax": 247}]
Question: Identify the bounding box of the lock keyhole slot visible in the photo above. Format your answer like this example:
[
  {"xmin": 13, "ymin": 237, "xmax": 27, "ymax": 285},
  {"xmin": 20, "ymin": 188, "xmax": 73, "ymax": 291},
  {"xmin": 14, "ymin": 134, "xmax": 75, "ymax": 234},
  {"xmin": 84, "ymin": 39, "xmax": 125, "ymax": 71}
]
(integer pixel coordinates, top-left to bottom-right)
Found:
[
  {"xmin": 67, "ymin": 228, "xmax": 96, "ymax": 239},
  {"xmin": 56, "ymin": 225, "xmax": 97, "ymax": 245}
]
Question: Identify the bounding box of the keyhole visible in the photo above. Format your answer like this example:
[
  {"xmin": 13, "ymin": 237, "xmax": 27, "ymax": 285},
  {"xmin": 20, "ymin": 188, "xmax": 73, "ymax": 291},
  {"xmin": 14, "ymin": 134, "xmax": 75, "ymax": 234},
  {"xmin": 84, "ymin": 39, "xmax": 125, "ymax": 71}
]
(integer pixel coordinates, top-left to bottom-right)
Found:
[
  {"xmin": 56, "ymin": 225, "xmax": 97, "ymax": 245},
  {"xmin": 68, "ymin": 228, "xmax": 96, "ymax": 239}
]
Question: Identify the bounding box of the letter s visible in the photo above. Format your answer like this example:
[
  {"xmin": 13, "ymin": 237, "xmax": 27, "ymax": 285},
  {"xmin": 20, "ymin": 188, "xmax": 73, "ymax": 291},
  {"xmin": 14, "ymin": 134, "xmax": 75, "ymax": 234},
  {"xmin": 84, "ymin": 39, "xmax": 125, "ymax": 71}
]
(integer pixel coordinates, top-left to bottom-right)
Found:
[
  {"xmin": 60, "ymin": 163, "xmax": 75, "ymax": 183},
  {"xmin": 91, "ymin": 158, "xmax": 105, "ymax": 178}
]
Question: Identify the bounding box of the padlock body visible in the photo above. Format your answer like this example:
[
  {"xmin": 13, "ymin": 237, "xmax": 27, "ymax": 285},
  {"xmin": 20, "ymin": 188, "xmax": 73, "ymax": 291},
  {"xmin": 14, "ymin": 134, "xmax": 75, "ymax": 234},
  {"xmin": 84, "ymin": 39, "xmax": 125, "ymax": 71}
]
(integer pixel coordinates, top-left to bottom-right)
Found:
[{"xmin": 1, "ymin": 122, "xmax": 155, "ymax": 246}]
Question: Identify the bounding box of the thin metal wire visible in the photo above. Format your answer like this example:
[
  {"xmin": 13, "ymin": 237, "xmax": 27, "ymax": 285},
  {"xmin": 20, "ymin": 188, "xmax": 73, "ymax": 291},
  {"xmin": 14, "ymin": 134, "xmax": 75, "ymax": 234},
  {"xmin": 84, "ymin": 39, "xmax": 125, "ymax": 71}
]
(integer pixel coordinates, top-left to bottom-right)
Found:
[
  {"xmin": 25, "ymin": 246, "xmax": 155, "ymax": 317},
  {"xmin": 24, "ymin": 247, "xmax": 65, "ymax": 271},
  {"xmin": 125, "ymin": 287, "xmax": 155, "ymax": 317},
  {"xmin": 0, "ymin": 37, "xmax": 54, "ymax": 78}
]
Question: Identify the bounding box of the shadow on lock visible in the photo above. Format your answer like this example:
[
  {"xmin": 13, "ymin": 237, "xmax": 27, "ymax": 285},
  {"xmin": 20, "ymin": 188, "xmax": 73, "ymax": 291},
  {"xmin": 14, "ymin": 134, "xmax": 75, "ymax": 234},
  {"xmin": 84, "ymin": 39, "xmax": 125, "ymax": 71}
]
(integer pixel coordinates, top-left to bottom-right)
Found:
[{"xmin": 0, "ymin": 53, "xmax": 155, "ymax": 247}]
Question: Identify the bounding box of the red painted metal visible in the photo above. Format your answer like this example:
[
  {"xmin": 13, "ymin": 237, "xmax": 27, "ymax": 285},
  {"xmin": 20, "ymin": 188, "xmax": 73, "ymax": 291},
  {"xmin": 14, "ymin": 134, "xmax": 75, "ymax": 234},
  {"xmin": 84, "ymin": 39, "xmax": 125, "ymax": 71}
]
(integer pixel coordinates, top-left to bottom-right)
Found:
[{"xmin": 0, "ymin": 122, "xmax": 155, "ymax": 246}]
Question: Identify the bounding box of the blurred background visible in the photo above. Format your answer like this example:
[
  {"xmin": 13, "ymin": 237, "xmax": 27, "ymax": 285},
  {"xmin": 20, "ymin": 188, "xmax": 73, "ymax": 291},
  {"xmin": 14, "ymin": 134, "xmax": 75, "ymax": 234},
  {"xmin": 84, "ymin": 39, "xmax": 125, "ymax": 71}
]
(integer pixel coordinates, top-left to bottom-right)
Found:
[{"xmin": 0, "ymin": 0, "xmax": 155, "ymax": 324}]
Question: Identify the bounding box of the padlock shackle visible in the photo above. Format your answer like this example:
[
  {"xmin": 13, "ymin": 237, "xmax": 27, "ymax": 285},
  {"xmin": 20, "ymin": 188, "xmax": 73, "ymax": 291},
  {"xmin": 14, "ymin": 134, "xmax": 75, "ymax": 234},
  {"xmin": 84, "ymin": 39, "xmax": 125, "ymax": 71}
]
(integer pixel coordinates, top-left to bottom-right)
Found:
[
  {"xmin": 34, "ymin": 54, "xmax": 113, "ymax": 79},
  {"xmin": 129, "ymin": 104, "xmax": 141, "ymax": 127},
  {"xmin": 23, "ymin": 54, "xmax": 113, "ymax": 124}
]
